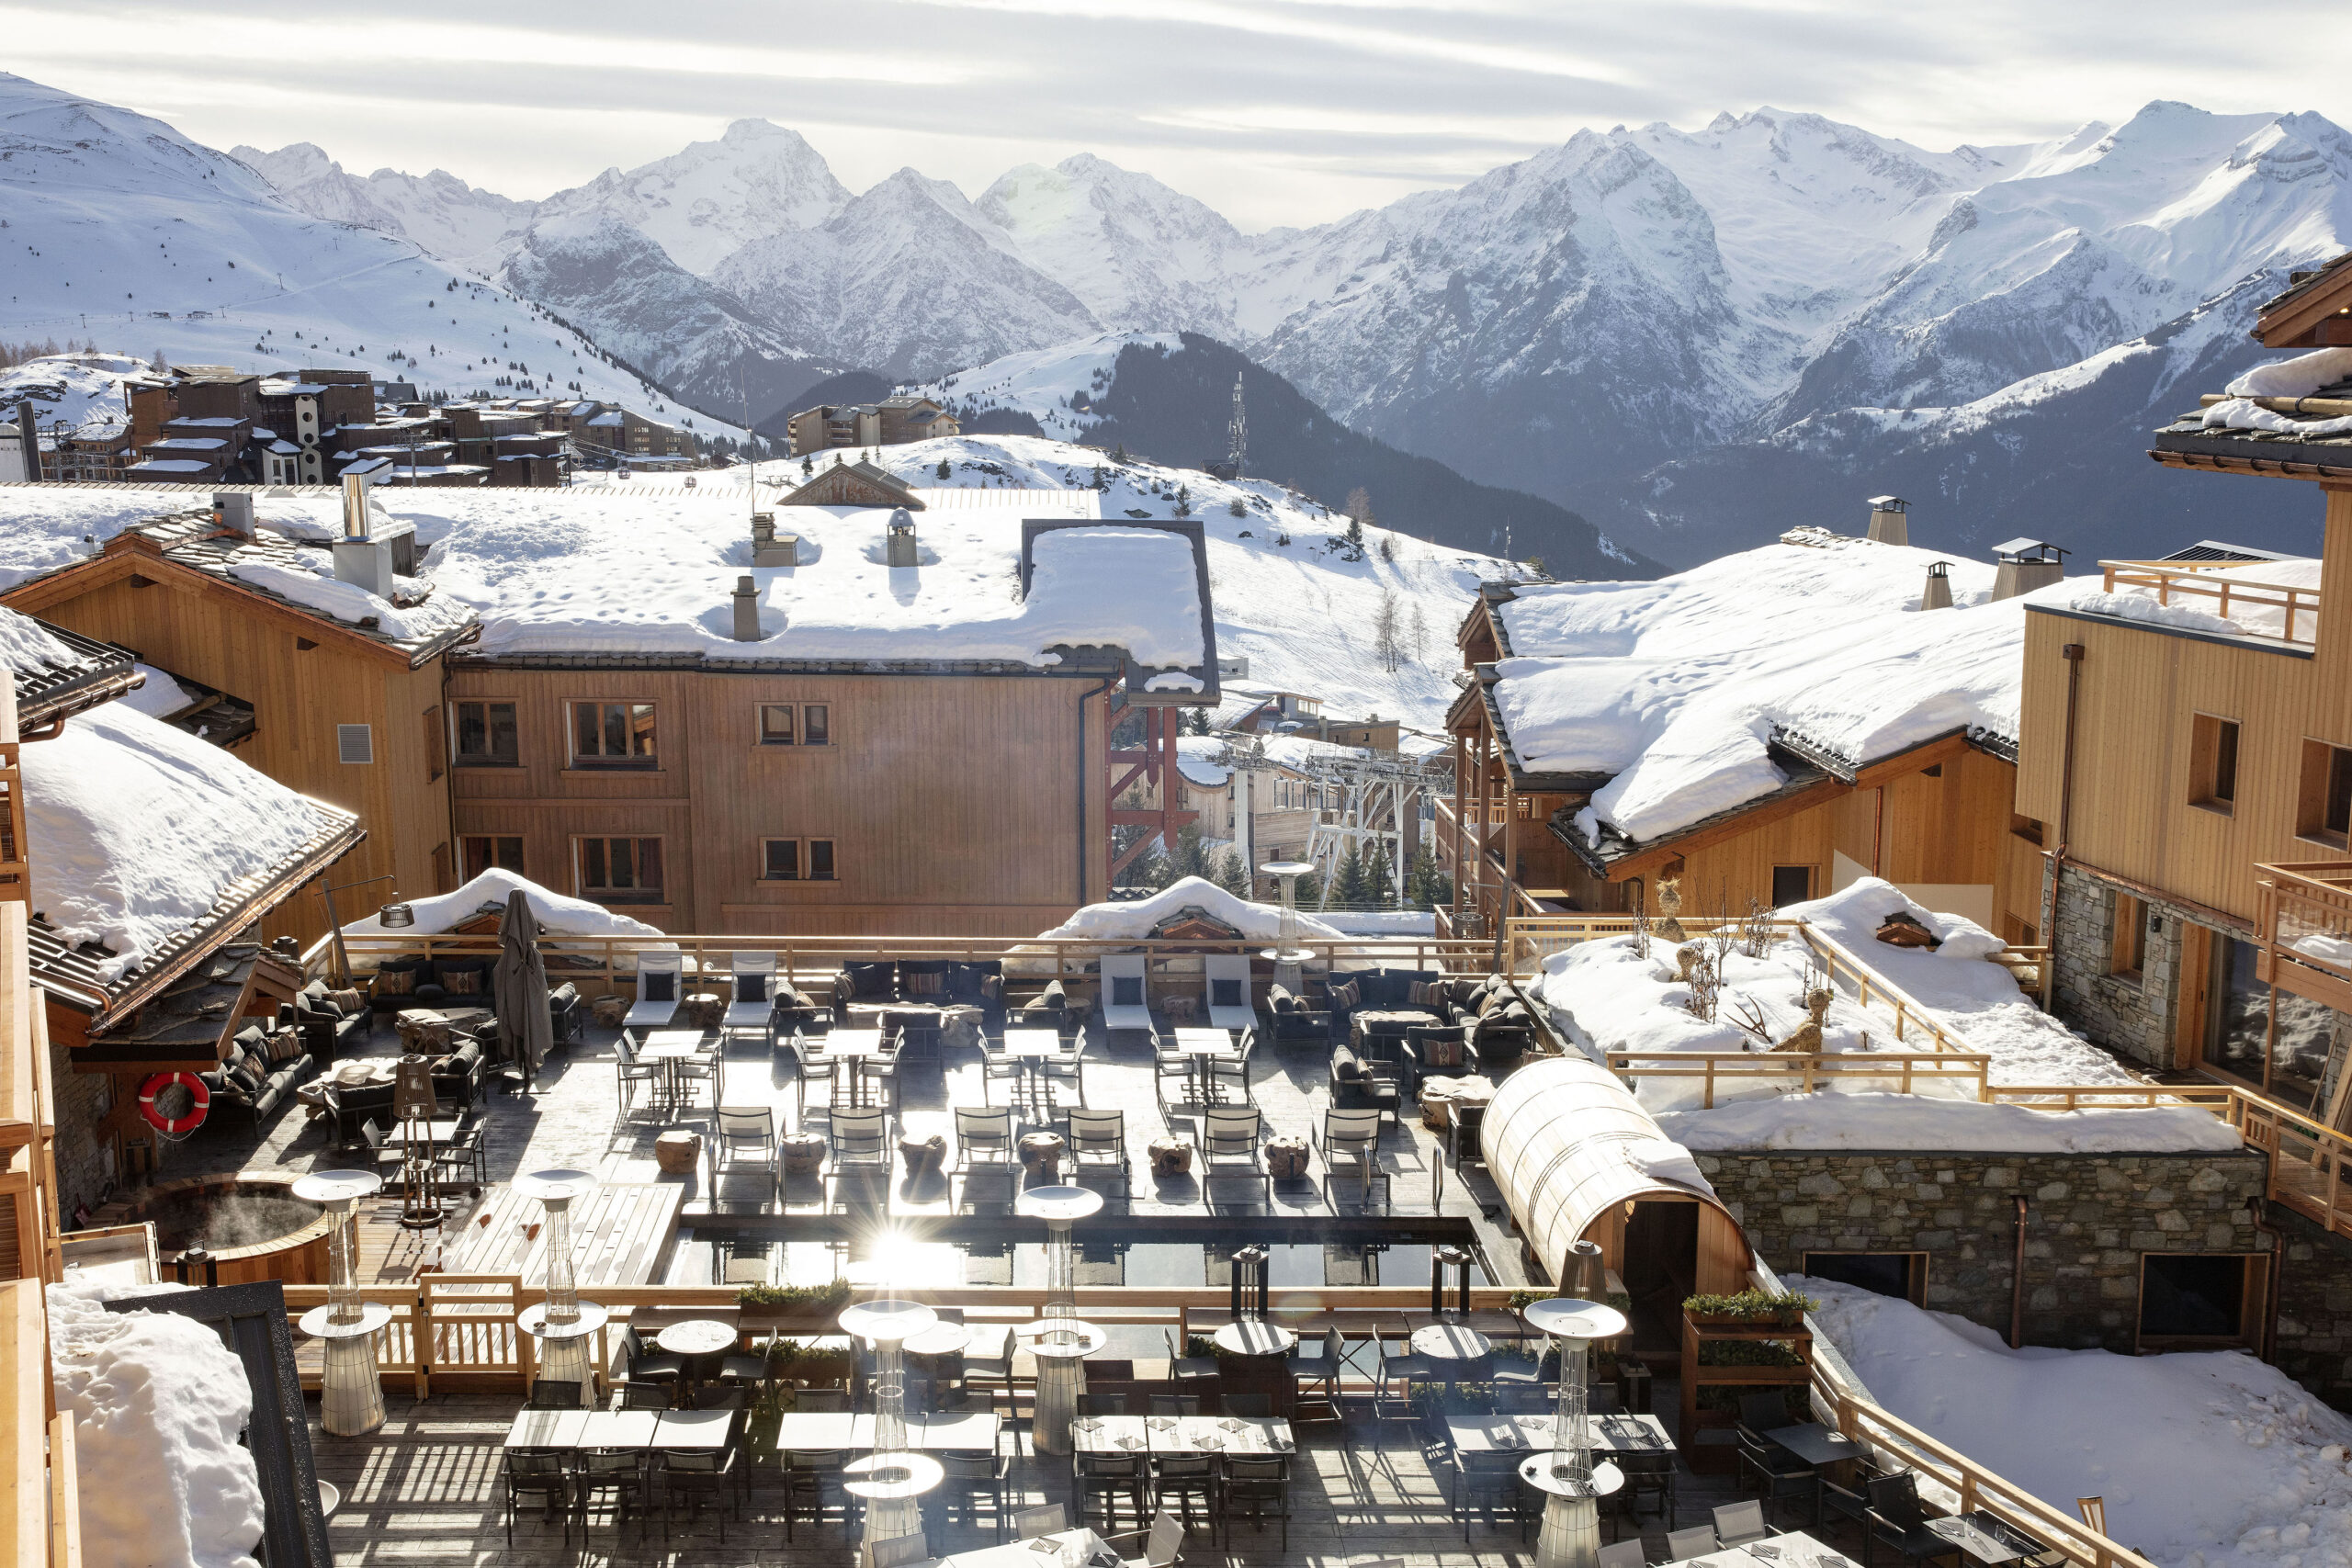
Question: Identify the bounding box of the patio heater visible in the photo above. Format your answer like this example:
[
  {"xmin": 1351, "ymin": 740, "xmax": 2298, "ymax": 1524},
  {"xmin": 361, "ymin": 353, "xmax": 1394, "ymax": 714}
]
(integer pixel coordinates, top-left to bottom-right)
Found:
[
  {"xmin": 392, "ymin": 1055, "xmax": 446, "ymax": 1231},
  {"xmin": 1229, "ymin": 1243, "xmax": 1270, "ymax": 1323},
  {"xmin": 1018, "ymin": 1185, "xmax": 1103, "ymax": 1456},
  {"xmin": 838, "ymin": 1298, "xmax": 943, "ymax": 1547},
  {"xmin": 1431, "ymin": 1244, "xmax": 1474, "ymax": 1319},
  {"xmin": 292, "ymin": 1169, "xmax": 390, "ymax": 1437},
  {"xmin": 1257, "ymin": 859, "xmax": 1317, "ymax": 994},
  {"xmin": 1520, "ymin": 1293, "xmax": 1631, "ymax": 1568},
  {"xmin": 514, "ymin": 1169, "xmax": 609, "ymax": 1406}
]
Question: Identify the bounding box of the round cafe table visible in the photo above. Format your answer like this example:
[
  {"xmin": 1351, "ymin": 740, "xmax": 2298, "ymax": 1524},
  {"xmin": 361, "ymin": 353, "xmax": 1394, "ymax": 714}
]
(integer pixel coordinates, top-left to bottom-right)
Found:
[
  {"xmin": 844, "ymin": 1451, "xmax": 944, "ymax": 1544},
  {"xmin": 1412, "ymin": 1322, "xmax": 1494, "ymax": 1382},
  {"xmin": 1214, "ymin": 1319, "xmax": 1297, "ymax": 1358},
  {"xmin": 906, "ymin": 1319, "xmax": 970, "ymax": 1382},
  {"xmin": 1017, "ymin": 1317, "xmax": 1106, "ymax": 1455},
  {"xmin": 658, "ymin": 1318, "xmax": 739, "ymax": 1404}
]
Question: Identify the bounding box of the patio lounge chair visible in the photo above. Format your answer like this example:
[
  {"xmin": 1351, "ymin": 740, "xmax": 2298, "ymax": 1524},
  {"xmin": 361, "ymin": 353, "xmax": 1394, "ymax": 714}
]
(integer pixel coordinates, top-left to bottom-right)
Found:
[
  {"xmin": 722, "ymin": 953, "xmax": 779, "ymax": 1049},
  {"xmin": 1193, "ymin": 1106, "xmax": 1268, "ymax": 1205},
  {"xmin": 1099, "ymin": 954, "xmax": 1154, "ymax": 1034},
  {"xmin": 1313, "ymin": 1105, "xmax": 1386, "ymax": 1209},
  {"xmin": 711, "ymin": 1106, "xmax": 778, "ymax": 1205},
  {"xmin": 1202, "ymin": 954, "xmax": 1256, "ymax": 1032},
  {"xmin": 625, "ymin": 953, "xmax": 684, "ymax": 1038},
  {"xmin": 1067, "ymin": 1107, "xmax": 1130, "ymax": 1197}
]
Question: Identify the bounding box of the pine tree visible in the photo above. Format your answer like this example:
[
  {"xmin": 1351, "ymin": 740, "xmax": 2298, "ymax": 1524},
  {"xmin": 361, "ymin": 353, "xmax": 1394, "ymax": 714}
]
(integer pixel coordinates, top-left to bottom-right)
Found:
[
  {"xmin": 1210, "ymin": 850, "xmax": 1247, "ymax": 896},
  {"xmin": 1173, "ymin": 484, "xmax": 1192, "ymax": 517},
  {"xmin": 1112, "ymin": 442, "xmax": 1129, "ymax": 464},
  {"xmin": 1333, "ymin": 842, "xmax": 1368, "ymax": 908},
  {"xmin": 1404, "ymin": 845, "xmax": 1454, "ymax": 908},
  {"xmin": 1363, "ymin": 840, "xmax": 1396, "ymax": 907},
  {"xmin": 935, "ymin": 457, "xmax": 951, "ymax": 479},
  {"xmin": 1169, "ymin": 822, "xmax": 1210, "ymax": 884},
  {"xmin": 1292, "ymin": 868, "xmax": 1325, "ymax": 908}
]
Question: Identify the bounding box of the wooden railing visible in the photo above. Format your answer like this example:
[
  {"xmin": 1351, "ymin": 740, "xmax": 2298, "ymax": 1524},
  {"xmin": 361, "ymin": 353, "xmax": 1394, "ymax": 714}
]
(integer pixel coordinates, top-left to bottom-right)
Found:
[
  {"xmin": 1606, "ymin": 1049, "xmax": 1994, "ymax": 1108},
  {"xmin": 2255, "ymin": 860, "xmax": 2352, "ymax": 1012},
  {"xmin": 272, "ymin": 1280, "xmax": 1529, "ymax": 1397},
  {"xmin": 2098, "ymin": 558, "xmax": 2320, "ymax": 644},
  {"xmin": 303, "ymin": 931, "xmax": 1501, "ymax": 996}
]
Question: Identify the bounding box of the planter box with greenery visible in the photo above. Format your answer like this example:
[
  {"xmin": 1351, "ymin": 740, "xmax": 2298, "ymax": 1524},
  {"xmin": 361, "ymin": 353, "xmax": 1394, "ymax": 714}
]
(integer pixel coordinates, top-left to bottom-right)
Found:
[{"xmin": 1677, "ymin": 1290, "xmax": 1819, "ymax": 1471}]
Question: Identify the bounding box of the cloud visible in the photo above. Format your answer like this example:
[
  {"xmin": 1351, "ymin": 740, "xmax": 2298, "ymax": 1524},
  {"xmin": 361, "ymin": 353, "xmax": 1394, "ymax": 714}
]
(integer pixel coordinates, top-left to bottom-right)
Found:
[{"xmin": 1, "ymin": 0, "xmax": 2344, "ymax": 230}]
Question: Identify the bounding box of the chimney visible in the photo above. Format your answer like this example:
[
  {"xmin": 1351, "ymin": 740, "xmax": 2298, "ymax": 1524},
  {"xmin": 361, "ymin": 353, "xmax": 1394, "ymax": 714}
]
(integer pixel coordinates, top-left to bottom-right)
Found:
[
  {"xmin": 212, "ymin": 491, "xmax": 254, "ymax": 538},
  {"xmin": 14, "ymin": 400, "xmax": 39, "ymax": 483},
  {"xmin": 332, "ymin": 474, "xmax": 394, "ymax": 598},
  {"xmin": 1919, "ymin": 559, "xmax": 1953, "ymax": 611},
  {"xmin": 1991, "ymin": 538, "xmax": 2069, "ymax": 601},
  {"xmin": 1865, "ymin": 494, "xmax": 1908, "ymax": 545},
  {"xmin": 750, "ymin": 511, "xmax": 797, "ymax": 567},
  {"xmin": 885, "ymin": 506, "xmax": 919, "ymax": 568},
  {"xmin": 731, "ymin": 575, "xmax": 762, "ymax": 640}
]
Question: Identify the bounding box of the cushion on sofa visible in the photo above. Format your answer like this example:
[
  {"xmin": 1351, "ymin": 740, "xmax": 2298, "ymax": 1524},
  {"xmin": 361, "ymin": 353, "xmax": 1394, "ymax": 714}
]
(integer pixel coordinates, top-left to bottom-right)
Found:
[
  {"xmin": 221, "ymin": 1060, "xmax": 264, "ymax": 1099},
  {"xmin": 441, "ymin": 966, "xmax": 485, "ymax": 997},
  {"xmin": 1332, "ymin": 1050, "xmax": 1367, "ymax": 1084},
  {"xmin": 902, "ymin": 969, "xmax": 945, "ymax": 998},
  {"xmin": 1328, "ymin": 979, "xmax": 1361, "ymax": 1012},
  {"xmin": 944, "ymin": 962, "xmax": 1001, "ymax": 1004},
  {"xmin": 1034, "ymin": 979, "xmax": 1067, "ymax": 1011},
  {"xmin": 265, "ymin": 1030, "xmax": 305, "ymax": 1064},
  {"xmin": 1265, "ymin": 984, "xmax": 1297, "ymax": 1014},
  {"xmin": 843, "ymin": 961, "xmax": 896, "ymax": 1000},
  {"xmin": 376, "ymin": 964, "xmax": 423, "ymax": 997}
]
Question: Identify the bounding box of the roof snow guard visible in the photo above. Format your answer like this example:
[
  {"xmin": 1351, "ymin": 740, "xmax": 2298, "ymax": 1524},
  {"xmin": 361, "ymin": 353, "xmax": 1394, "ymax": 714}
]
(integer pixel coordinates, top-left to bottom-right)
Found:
[
  {"xmin": 1483, "ymin": 1055, "xmax": 1745, "ymax": 1286},
  {"xmin": 1019, "ymin": 517, "xmax": 1219, "ymax": 706}
]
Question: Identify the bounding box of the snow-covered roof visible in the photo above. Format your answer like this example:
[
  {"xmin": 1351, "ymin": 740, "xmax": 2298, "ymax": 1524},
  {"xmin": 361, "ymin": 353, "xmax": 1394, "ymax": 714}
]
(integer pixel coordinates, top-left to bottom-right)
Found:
[
  {"xmin": 0, "ymin": 607, "xmax": 141, "ymax": 728},
  {"xmin": 24, "ymin": 700, "xmax": 361, "ymax": 1007},
  {"xmin": 340, "ymin": 867, "xmax": 664, "ymax": 940},
  {"xmin": 1034, "ymin": 876, "xmax": 1346, "ymax": 945},
  {"xmin": 126, "ymin": 458, "xmax": 211, "ymax": 474},
  {"xmin": 1477, "ymin": 536, "xmax": 2074, "ymax": 845}
]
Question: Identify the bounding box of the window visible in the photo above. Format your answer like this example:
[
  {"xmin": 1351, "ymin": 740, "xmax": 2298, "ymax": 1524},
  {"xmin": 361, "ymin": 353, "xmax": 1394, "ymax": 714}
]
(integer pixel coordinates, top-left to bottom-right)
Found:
[
  {"xmin": 756, "ymin": 703, "xmax": 830, "ymax": 746},
  {"xmin": 577, "ymin": 836, "xmax": 664, "ymax": 904},
  {"xmin": 2189, "ymin": 713, "xmax": 2239, "ymax": 814},
  {"xmin": 570, "ymin": 701, "xmax": 656, "ymax": 768},
  {"xmin": 2139, "ymin": 1254, "xmax": 2258, "ymax": 1346},
  {"xmin": 455, "ymin": 700, "xmax": 519, "ymax": 767},
  {"xmin": 423, "ymin": 705, "xmax": 445, "ymax": 782},
  {"xmin": 1770, "ymin": 864, "xmax": 1815, "ymax": 907},
  {"xmin": 762, "ymin": 838, "xmax": 836, "ymax": 882},
  {"xmin": 2296, "ymin": 739, "xmax": 2352, "ymax": 849},
  {"xmin": 2009, "ymin": 814, "xmax": 2044, "ymax": 847},
  {"xmin": 2110, "ymin": 893, "xmax": 2144, "ymax": 981},
  {"xmin": 1800, "ymin": 1252, "xmax": 1926, "ymax": 1305},
  {"xmin": 462, "ymin": 835, "xmax": 526, "ymax": 880}
]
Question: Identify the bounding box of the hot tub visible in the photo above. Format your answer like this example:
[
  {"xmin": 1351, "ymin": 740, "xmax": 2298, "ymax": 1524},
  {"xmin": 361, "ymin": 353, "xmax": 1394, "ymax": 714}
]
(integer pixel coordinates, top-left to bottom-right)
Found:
[{"xmin": 99, "ymin": 1174, "xmax": 337, "ymax": 1286}]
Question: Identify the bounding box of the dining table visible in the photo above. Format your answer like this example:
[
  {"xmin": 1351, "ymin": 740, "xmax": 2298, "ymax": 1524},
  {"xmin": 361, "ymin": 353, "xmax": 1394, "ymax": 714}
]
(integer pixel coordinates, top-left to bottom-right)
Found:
[
  {"xmin": 1677, "ymin": 1530, "xmax": 1860, "ymax": 1568},
  {"xmin": 636, "ymin": 1030, "xmax": 712, "ymax": 1111},
  {"xmin": 1446, "ymin": 1410, "xmax": 1676, "ymax": 1455},
  {"xmin": 768, "ymin": 1409, "xmax": 1003, "ymax": 1453},
  {"xmin": 1764, "ymin": 1421, "xmax": 1868, "ymax": 1468},
  {"xmin": 503, "ymin": 1407, "xmax": 721, "ymax": 1453},
  {"xmin": 1170, "ymin": 1028, "xmax": 1240, "ymax": 1103},
  {"xmin": 1070, "ymin": 1413, "xmax": 1295, "ymax": 1457},
  {"xmin": 654, "ymin": 1318, "xmax": 738, "ymax": 1404},
  {"xmin": 1001, "ymin": 1029, "xmax": 1066, "ymax": 1118},
  {"xmin": 1925, "ymin": 1511, "xmax": 2049, "ymax": 1565},
  {"xmin": 910, "ymin": 1527, "xmax": 1114, "ymax": 1568},
  {"xmin": 1412, "ymin": 1321, "xmax": 1494, "ymax": 1382},
  {"xmin": 819, "ymin": 1029, "xmax": 897, "ymax": 1109}
]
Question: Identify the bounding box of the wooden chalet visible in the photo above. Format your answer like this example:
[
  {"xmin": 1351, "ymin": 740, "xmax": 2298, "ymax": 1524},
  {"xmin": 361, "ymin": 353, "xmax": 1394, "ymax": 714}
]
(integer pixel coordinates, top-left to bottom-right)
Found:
[
  {"xmin": 1, "ymin": 506, "xmax": 473, "ymax": 954},
  {"xmin": 1442, "ymin": 575, "xmax": 2043, "ymax": 942},
  {"xmin": 777, "ymin": 457, "xmax": 927, "ymax": 510},
  {"xmin": 2018, "ymin": 254, "xmax": 2352, "ymax": 1112}
]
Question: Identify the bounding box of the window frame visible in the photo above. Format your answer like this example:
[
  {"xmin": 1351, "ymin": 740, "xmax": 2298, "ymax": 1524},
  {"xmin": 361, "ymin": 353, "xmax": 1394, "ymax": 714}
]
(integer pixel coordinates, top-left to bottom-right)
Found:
[
  {"xmin": 2295, "ymin": 737, "xmax": 2352, "ymax": 850},
  {"xmin": 453, "ymin": 698, "xmax": 522, "ymax": 769},
  {"xmin": 2188, "ymin": 712, "xmax": 2240, "ymax": 816},
  {"xmin": 759, "ymin": 837, "xmax": 839, "ymax": 883},
  {"xmin": 567, "ymin": 699, "xmax": 658, "ymax": 770},
  {"xmin": 573, "ymin": 834, "xmax": 666, "ymax": 905},
  {"xmin": 754, "ymin": 702, "xmax": 834, "ymax": 748},
  {"xmin": 761, "ymin": 838, "xmax": 800, "ymax": 881},
  {"xmin": 2136, "ymin": 1252, "xmax": 2264, "ymax": 1352},
  {"xmin": 460, "ymin": 834, "xmax": 526, "ymax": 882},
  {"xmin": 1770, "ymin": 863, "xmax": 1816, "ymax": 908},
  {"xmin": 423, "ymin": 704, "xmax": 445, "ymax": 783},
  {"xmin": 2109, "ymin": 892, "xmax": 2145, "ymax": 983}
]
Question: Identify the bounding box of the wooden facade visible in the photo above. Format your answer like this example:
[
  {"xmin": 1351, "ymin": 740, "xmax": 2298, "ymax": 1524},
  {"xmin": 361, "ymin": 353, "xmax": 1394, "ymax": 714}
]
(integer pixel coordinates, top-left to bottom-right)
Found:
[
  {"xmin": 448, "ymin": 663, "xmax": 1113, "ymax": 935},
  {"xmin": 2, "ymin": 538, "xmax": 454, "ymax": 953}
]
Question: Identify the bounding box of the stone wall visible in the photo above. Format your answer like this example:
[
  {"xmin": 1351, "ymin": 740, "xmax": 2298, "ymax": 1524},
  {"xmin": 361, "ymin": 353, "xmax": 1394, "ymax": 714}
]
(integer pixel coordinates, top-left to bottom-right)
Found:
[
  {"xmin": 47, "ymin": 1039, "xmax": 117, "ymax": 1223},
  {"xmin": 2270, "ymin": 1205, "xmax": 2352, "ymax": 1411},
  {"xmin": 2047, "ymin": 864, "xmax": 2189, "ymax": 1072},
  {"xmin": 1696, "ymin": 1145, "xmax": 2271, "ymax": 1353}
]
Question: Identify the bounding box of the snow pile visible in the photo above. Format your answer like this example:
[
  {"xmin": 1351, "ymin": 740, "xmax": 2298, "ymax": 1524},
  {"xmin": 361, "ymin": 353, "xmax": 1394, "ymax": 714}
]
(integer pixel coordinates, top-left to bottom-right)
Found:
[
  {"xmin": 910, "ymin": 332, "xmax": 1181, "ymax": 442},
  {"xmin": 1661, "ymin": 1092, "xmax": 2242, "ymax": 1154},
  {"xmin": 224, "ymin": 556, "xmax": 472, "ymax": 644},
  {"xmin": 2224, "ymin": 346, "xmax": 2352, "ymax": 400},
  {"xmin": 2076, "ymin": 558, "xmax": 2324, "ymax": 642},
  {"xmin": 0, "ymin": 353, "xmax": 153, "ymax": 442},
  {"xmin": 2200, "ymin": 399, "xmax": 2352, "ymax": 437},
  {"xmin": 1035, "ymin": 876, "xmax": 1346, "ymax": 945},
  {"xmin": 1799, "ymin": 1278, "xmax": 2352, "ymax": 1568},
  {"xmin": 0, "ymin": 605, "xmax": 78, "ymax": 674},
  {"xmin": 1485, "ymin": 540, "xmax": 2068, "ymax": 843},
  {"xmin": 23, "ymin": 703, "xmax": 339, "ymax": 983},
  {"xmin": 1533, "ymin": 877, "xmax": 2140, "ymax": 1111},
  {"xmin": 340, "ymin": 867, "xmax": 663, "ymax": 939},
  {"xmin": 49, "ymin": 1282, "xmax": 266, "ymax": 1568},
  {"xmin": 120, "ymin": 663, "xmax": 199, "ymax": 720}
]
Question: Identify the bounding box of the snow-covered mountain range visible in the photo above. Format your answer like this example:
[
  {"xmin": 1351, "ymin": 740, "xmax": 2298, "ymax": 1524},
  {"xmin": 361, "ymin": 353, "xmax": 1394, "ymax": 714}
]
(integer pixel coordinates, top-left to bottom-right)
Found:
[
  {"xmin": 243, "ymin": 97, "xmax": 2352, "ymax": 563},
  {"xmin": 0, "ymin": 73, "xmax": 743, "ymax": 439}
]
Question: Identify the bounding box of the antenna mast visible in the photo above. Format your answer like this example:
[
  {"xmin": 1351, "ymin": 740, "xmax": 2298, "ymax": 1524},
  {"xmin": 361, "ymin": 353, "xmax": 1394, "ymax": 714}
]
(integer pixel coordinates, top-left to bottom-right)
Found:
[{"xmin": 1225, "ymin": 373, "xmax": 1246, "ymax": 478}]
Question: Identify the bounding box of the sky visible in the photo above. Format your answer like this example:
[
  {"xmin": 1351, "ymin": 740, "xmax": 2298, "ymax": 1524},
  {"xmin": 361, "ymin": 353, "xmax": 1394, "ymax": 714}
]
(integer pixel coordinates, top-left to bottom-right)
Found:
[{"xmin": 7, "ymin": 0, "xmax": 2352, "ymax": 231}]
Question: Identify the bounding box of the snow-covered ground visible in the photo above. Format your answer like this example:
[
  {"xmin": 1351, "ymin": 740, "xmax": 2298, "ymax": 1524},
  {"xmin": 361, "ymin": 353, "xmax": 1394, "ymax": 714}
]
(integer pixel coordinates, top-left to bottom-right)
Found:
[
  {"xmin": 1535, "ymin": 878, "xmax": 2145, "ymax": 1121},
  {"xmin": 1800, "ymin": 1279, "xmax": 2352, "ymax": 1568},
  {"xmin": 1489, "ymin": 535, "xmax": 2079, "ymax": 844},
  {"xmin": 906, "ymin": 332, "xmax": 1179, "ymax": 443}
]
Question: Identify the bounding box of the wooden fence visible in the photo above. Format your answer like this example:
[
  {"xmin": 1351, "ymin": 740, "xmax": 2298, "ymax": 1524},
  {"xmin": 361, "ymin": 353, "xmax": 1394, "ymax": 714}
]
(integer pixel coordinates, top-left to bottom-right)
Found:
[
  {"xmin": 2098, "ymin": 558, "xmax": 2318, "ymax": 644},
  {"xmin": 302, "ymin": 931, "xmax": 1498, "ymax": 998}
]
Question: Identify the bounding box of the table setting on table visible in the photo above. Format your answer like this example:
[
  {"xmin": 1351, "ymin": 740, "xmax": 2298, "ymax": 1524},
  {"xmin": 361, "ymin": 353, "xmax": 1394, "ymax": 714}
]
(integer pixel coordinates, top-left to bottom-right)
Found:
[
  {"xmin": 1070, "ymin": 1413, "xmax": 1294, "ymax": 1457},
  {"xmin": 1446, "ymin": 1410, "xmax": 1674, "ymax": 1454}
]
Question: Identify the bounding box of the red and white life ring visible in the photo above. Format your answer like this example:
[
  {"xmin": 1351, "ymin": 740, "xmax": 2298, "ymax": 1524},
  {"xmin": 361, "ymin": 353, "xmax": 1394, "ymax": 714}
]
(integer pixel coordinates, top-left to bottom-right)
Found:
[{"xmin": 138, "ymin": 1070, "xmax": 210, "ymax": 1136}]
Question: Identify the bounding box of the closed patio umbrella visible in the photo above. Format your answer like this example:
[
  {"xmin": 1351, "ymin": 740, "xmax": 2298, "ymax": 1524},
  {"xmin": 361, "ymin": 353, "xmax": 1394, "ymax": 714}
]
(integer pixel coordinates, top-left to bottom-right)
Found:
[{"xmin": 493, "ymin": 888, "xmax": 552, "ymax": 1089}]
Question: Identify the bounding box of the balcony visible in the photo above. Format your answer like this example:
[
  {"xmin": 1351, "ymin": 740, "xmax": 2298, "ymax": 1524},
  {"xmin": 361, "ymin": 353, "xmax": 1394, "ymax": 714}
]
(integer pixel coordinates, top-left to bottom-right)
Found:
[
  {"xmin": 2255, "ymin": 860, "xmax": 2352, "ymax": 1013},
  {"xmin": 2097, "ymin": 559, "xmax": 2322, "ymax": 646}
]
